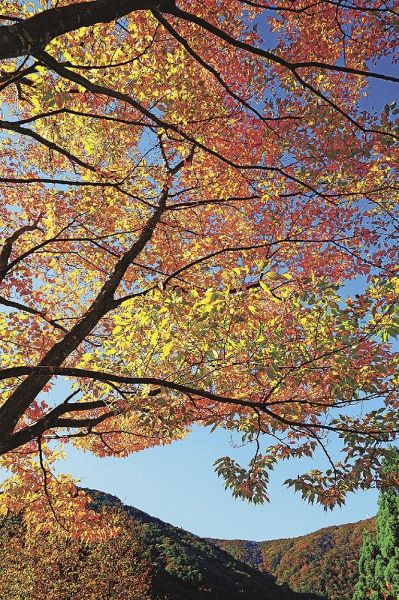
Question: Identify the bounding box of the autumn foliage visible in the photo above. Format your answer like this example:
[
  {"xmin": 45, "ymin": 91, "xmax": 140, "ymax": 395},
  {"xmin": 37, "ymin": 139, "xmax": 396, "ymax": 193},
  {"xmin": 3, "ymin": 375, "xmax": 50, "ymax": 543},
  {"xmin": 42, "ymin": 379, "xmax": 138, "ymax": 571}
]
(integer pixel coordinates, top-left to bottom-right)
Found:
[
  {"xmin": 0, "ymin": 509, "xmax": 152, "ymax": 599},
  {"xmin": 0, "ymin": 0, "xmax": 398, "ymax": 531},
  {"xmin": 215, "ymin": 517, "xmax": 375, "ymax": 600}
]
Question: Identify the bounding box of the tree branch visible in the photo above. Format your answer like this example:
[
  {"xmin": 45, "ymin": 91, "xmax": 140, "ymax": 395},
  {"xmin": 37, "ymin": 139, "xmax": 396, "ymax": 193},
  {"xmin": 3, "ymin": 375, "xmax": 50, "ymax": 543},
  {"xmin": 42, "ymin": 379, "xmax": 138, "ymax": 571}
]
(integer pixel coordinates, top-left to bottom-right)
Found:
[
  {"xmin": 1, "ymin": 365, "xmax": 396, "ymax": 454},
  {"xmin": 0, "ymin": 217, "xmax": 42, "ymax": 283},
  {"xmin": 0, "ymin": 0, "xmax": 177, "ymax": 60},
  {"xmin": 0, "ymin": 188, "xmax": 168, "ymax": 439}
]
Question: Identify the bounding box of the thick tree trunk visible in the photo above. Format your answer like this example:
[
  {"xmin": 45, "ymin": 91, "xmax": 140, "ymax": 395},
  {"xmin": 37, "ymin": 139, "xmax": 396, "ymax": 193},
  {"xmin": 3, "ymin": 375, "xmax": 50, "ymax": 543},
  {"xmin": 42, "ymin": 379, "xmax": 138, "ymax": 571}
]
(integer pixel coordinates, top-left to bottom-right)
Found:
[
  {"xmin": 0, "ymin": 195, "xmax": 167, "ymax": 443},
  {"xmin": 0, "ymin": 0, "xmax": 176, "ymax": 60}
]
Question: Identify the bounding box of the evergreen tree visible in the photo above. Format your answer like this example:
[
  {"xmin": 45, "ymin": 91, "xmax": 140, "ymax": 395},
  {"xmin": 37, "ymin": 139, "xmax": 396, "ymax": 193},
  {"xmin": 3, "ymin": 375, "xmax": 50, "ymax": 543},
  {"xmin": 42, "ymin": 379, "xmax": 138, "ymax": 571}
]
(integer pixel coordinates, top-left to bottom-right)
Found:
[
  {"xmin": 353, "ymin": 449, "xmax": 399, "ymax": 600},
  {"xmin": 353, "ymin": 531, "xmax": 378, "ymax": 600}
]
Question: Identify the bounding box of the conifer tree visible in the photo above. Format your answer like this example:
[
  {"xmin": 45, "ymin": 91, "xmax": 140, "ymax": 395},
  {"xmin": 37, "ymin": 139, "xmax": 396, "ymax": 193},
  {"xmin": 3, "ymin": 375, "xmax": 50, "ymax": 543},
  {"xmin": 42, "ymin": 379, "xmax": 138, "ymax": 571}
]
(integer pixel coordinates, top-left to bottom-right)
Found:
[{"xmin": 353, "ymin": 449, "xmax": 399, "ymax": 600}]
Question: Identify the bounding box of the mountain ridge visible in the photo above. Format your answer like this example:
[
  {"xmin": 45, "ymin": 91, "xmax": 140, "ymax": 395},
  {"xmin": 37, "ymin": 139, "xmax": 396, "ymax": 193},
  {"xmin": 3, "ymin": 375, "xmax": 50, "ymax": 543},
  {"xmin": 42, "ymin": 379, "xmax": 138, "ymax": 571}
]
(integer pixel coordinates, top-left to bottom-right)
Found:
[
  {"xmin": 86, "ymin": 488, "xmax": 373, "ymax": 599},
  {"xmin": 0, "ymin": 487, "xmax": 373, "ymax": 599},
  {"xmin": 85, "ymin": 488, "xmax": 322, "ymax": 600}
]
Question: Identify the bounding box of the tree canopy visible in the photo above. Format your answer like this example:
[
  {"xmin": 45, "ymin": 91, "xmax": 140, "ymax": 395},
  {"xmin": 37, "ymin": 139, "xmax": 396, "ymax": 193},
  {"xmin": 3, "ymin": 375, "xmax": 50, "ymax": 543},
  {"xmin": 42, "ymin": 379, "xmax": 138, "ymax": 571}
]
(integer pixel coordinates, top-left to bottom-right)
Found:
[{"xmin": 0, "ymin": 0, "xmax": 398, "ymax": 533}]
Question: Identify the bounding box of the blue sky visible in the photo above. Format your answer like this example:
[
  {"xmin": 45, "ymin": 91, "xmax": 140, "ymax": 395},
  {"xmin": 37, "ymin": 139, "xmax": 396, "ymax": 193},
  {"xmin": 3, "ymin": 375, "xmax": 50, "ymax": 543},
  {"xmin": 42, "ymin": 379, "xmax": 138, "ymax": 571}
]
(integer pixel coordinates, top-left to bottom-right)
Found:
[{"xmin": 60, "ymin": 423, "xmax": 378, "ymax": 541}]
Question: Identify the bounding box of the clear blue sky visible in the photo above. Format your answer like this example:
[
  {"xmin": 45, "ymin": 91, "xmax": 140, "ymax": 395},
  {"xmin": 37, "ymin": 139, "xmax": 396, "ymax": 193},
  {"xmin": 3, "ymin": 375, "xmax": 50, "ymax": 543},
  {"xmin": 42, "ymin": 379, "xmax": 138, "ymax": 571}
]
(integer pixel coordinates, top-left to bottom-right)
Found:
[{"xmin": 60, "ymin": 424, "xmax": 378, "ymax": 541}]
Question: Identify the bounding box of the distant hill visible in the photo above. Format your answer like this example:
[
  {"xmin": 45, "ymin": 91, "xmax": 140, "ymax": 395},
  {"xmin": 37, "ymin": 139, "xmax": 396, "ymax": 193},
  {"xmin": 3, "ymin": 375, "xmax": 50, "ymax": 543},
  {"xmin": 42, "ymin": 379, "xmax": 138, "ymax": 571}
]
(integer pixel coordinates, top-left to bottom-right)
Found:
[
  {"xmin": 0, "ymin": 488, "xmax": 373, "ymax": 599},
  {"xmin": 212, "ymin": 517, "xmax": 375, "ymax": 600}
]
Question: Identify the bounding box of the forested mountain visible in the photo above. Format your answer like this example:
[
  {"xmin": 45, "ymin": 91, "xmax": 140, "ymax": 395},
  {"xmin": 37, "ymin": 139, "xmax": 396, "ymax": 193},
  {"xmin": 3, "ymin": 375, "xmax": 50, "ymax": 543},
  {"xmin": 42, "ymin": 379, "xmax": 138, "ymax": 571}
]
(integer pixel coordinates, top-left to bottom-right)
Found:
[
  {"xmin": 0, "ymin": 489, "xmax": 372, "ymax": 599},
  {"xmin": 213, "ymin": 517, "xmax": 375, "ymax": 600}
]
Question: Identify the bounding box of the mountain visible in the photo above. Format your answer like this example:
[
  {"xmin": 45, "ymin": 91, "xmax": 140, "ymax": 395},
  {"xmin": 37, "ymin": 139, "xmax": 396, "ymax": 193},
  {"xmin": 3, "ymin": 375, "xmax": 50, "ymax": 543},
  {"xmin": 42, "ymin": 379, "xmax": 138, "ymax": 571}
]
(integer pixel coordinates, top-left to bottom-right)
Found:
[
  {"xmin": 84, "ymin": 489, "xmax": 321, "ymax": 600},
  {"xmin": 212, "ymin": 517, "xmax": 375, "ymax": 600},
  {"xmin": 0, "ymin": 489, "xmax": 373, "ymax": 599}
]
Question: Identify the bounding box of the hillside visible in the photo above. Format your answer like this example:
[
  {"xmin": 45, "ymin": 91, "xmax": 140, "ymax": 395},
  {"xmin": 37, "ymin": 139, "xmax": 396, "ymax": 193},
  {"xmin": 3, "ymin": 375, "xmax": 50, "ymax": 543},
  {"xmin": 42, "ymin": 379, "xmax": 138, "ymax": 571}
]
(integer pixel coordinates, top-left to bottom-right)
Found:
[
  {"xmin": 88, "ymin": 490, "xmax": 322, "ymax": 600},
  {"xmin": 0, "ymin": 489, "xmax": 373, "ymax": 599},
  {"xmin": 0, "ymin": 489, "xmax": 320, "ymax": 600},
  {"xmin": 212, "ymin": 517, "xmax": 375, "ymax": 600}
]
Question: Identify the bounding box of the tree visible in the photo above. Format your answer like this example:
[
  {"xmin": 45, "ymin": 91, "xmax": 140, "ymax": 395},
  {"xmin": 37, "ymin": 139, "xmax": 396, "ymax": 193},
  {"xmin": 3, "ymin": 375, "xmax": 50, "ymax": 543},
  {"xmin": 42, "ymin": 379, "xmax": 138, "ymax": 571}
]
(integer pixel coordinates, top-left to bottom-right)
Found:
[
  {"xmin": 353, "ymin": 531, "xmax": 379, "ymax": 600},
  {"xmin": 353, "ymin": 448, "xmax": 399, "ymax": 600},
  {"xmin": 0, "ymin": 0, "xmax": 398, "ymax": 532},
  {"xmin": 0, "ymin": 509, "xmax": 153, "ymax": 599}
]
